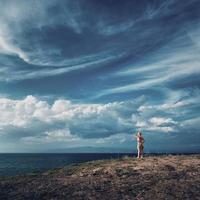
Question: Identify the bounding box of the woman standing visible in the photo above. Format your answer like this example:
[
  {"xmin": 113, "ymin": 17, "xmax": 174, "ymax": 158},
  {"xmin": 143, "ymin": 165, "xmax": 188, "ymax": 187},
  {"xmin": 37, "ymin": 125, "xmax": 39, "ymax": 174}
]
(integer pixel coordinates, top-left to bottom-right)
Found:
[{"xmin": 135, "ymin": 132, "xmax": 145, "ymax": 158}]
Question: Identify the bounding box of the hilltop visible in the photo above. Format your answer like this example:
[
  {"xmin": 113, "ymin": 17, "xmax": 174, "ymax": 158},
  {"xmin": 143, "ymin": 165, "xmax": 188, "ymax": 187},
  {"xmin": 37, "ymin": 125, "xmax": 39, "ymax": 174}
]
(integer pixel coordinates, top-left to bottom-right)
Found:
[{"xmin": 0, "ymin": 155, "xmax": 200, "ymax": 200}]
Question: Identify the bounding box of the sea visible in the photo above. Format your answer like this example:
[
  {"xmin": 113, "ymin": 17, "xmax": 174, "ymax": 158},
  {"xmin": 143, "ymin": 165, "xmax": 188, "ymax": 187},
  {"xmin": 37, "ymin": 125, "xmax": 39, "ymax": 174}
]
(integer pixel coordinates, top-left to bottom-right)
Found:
[{"xmin": 0, "ymin": 153, "xmax": 134, "ymax": 176}]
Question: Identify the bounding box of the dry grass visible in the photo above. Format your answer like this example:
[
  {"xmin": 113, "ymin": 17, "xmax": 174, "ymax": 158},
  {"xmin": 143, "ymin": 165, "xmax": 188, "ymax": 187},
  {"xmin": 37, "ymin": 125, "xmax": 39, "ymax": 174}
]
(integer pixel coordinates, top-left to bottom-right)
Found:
[{"xmin": 0, "ymin": 155, "xmax": 200, "ymax": 200}]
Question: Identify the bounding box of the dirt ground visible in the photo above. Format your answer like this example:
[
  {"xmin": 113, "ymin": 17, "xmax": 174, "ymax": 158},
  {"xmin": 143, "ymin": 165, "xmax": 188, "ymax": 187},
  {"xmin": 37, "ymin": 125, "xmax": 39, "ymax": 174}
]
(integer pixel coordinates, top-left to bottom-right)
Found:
[{"xmin": 0, "ymin": 155, "xmax": 200, "ymax": 200}]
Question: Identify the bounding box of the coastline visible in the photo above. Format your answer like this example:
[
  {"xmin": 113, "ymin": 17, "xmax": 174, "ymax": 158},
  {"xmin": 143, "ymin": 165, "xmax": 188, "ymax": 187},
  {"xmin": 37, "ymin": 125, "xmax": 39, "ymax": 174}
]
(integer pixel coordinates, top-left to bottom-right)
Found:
[
  {"xmin": 0, "ymin": 152, "xmax": 199, "ymax": 177},
  {"xmin": 0, "ymin": 155, "xmax": 200, "ymax": 200}
]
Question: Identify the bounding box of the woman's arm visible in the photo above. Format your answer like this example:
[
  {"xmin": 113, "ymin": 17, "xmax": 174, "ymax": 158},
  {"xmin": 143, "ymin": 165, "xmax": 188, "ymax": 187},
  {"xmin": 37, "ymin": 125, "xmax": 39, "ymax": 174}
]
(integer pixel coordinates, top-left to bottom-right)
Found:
[{"xmin": 133, "ymin": 135, "xmax": 138, "ymax": 141}]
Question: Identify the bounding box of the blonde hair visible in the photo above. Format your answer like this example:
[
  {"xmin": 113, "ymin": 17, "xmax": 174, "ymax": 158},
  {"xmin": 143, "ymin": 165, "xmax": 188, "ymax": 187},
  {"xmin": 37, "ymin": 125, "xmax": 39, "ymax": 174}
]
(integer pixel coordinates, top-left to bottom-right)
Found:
[{"xmin": 137, "ymin": 131, "xmax": 142, "ymax": 136}]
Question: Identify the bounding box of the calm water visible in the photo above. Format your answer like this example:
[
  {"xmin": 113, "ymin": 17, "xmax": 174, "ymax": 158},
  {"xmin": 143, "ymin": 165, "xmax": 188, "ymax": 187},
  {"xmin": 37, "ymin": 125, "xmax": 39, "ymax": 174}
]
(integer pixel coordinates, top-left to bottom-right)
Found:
[{"xmin": 0, "ymin": 153, "xmax": 134, "ymax": 176}]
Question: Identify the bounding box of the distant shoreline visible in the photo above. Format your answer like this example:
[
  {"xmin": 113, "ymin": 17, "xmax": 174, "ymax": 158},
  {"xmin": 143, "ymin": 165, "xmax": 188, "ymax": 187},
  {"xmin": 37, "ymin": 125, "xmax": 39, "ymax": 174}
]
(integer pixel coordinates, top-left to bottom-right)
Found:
[{"xmin": 0, "ymin": 152, "xmax": 200, "ymax": 154}]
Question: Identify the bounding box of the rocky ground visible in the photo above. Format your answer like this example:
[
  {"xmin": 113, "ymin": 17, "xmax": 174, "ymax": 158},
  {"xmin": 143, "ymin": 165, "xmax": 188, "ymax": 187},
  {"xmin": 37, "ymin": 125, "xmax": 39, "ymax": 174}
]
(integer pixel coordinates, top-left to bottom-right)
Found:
[{"xmin": 0, "ymin": 155, "xmax": 200, "ymax": 200}]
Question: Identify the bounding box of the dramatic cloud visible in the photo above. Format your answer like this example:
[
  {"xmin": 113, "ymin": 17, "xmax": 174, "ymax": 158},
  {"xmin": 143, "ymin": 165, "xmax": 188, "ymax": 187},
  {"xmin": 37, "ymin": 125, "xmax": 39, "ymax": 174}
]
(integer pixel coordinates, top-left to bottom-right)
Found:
[
  {"xmin": 0, "ymin": 95, "xmax": 140, "ymax": 141},
  {"xmin": 0, "ymin": 0, "xmax": 199, "ymax": 152},
  {"xmin": 0, "ymin": 91, "xmax": 199, "ymax": 151}
]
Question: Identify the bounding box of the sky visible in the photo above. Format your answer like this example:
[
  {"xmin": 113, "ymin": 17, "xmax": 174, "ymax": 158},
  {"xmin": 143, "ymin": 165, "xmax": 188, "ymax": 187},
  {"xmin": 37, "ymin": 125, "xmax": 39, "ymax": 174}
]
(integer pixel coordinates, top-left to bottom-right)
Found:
[{"xmin": 0, "ymin": 0, "xmax": 200, "ymax": 153}]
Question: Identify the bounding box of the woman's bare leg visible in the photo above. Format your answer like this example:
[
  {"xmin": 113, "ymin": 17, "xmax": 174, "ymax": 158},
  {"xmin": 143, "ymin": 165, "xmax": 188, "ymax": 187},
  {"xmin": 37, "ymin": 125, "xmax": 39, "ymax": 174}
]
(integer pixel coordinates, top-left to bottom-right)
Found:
[
  {"xmin": 141, "ymin": 148, "xmax": 144, "ymax": 158},
  {"xmin": 137, "ymin": 147, "xmax": 140, "ymax": 158}
]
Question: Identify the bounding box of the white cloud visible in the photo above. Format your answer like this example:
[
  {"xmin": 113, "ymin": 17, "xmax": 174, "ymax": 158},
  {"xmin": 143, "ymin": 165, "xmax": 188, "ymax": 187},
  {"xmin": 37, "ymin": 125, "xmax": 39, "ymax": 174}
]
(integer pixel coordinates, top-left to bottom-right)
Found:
[
  {"xmin": 134, "ymin": 89, "xmax": 200, "ymax": 133},
  {"xmin": 149, "ymin": 117, "xmax": 177, "ymax": 126},
  {"xmin": 1, "ymin": 92, "xmax": 198, "ymax": 141},
  {"xmin": 135, "ymin": 116, "xmax": 177, "ymax": 133},
  {"xmin": 0, "ymin": 52, "xmax": 125, "ymax": 82},
  {"xmin": 0, "ymin": 33, "xmax": 29, "ymax": 62},
  {"xmin": 0, "ymin": 0, "xmax": 84, "ymax": 67},
  {"xmin": 138, "ymin": 92, "xmax": 200, "ymax": 113},
  {"xmin": 45, "ymin": 129, "xmax": 72, "ymax": 139},
  {"xmin": 136, "ymin": 121, "xmax": 147, "ymax": 128},
  {"xmin": 143, "ymin": 0, "xmax": 175, "ymax": 20},
  {"xmin": 146, "ymin": 126, "xmax": 174, "ymax": 133},
  {"xmin": 0, "ymin": 93, "xmax": 198, "ymax": 147},
  {"xmin": 97, "ymin": 20, "xmax": 135, "ymax": 36},
  {"xmin": 0, "ymin": 95, "xmax": 141, "ymax": 141},
  {"xmin": 97, "ymin": 57, "xmax": 200, "ymax": 98},
  {"xmin": 180, "ymin": 117, "xmax": 200, "ymax": 129},
  {"xmin": 96, "ymin": 27, "xmax": 200, "ymax": 98},
  {"xmin": 21, "ymin": 129, "xmax": 79, "ymax": 144},
  {"xmin": 136, "ymin": 119, "xmax": 175, "ymax": 133}
]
